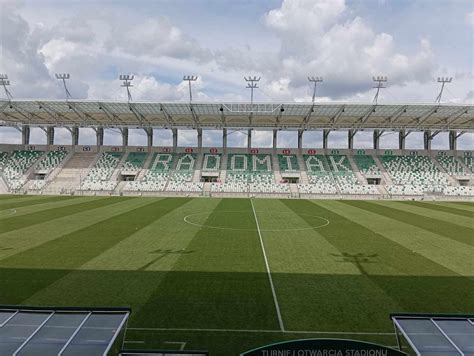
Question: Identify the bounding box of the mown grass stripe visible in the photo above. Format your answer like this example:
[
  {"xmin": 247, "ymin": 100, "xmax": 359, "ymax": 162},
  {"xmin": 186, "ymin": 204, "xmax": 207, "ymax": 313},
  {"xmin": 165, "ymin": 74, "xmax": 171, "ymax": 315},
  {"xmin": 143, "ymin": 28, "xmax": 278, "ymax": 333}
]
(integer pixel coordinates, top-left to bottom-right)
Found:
[
  {"xmin": 0, "ymin": 197, "xmax": 191, "ymax": 270},
  {"xmin": 0, "ymin": 197, "xmax": 130, "ymax": 233},
  {"xmin": 133, "ymin": 198, "xmax": 279, "ymax": 330},
  {"xmin": 317, "ymin": 200, "xmax": 473, "ymax": 277},
  {"xmin": 274, "ymin": 200, "xmax": 406, "ymax": 331},
  {"xmin": 0, "ymin": 196, "xmax": 96, "ymax": 220},
  {"xmin": 0, "ymin": 195, "xmax": 71, "ymax": 209},
  {"xmin": 78, "ymin": 197, "xmax": 221, "ymax": 272},
  {"xmin": 400, "ymin": 201, "xmax": 474, "ymax": 218},
  {"xmin": 0, "ymin": 194, "xmax": 34, "ymax": 201},
  {"xmin": 342, "ymin": 200, "xmax": 473, "ymax": 247},
  {"xmin": 0, "ymin": 198, "xmax": 153, "ymax": 261},
  {"xmin": 370, "ymin": 201, "xmax": 473, "ymax": 229}
]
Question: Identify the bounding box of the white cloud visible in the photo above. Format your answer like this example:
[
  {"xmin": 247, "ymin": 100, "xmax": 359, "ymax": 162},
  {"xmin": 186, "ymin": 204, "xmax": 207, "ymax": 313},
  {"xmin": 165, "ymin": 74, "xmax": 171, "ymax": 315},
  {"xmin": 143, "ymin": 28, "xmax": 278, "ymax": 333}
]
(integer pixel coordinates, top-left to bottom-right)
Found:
[
  {"xmin": 260, "ymin": 0, "xmax": 436, "ymax": 98},
  {"xmin": 466, "ymin": 12, "xmax": 474, "ymax": 27},
  {"xmin": 0, "ymin": 0, "xmax": 472, "ymax": 150},
  {"xmin": 105, "ymin": 18, "xmax": 211, "ymax": 63}
]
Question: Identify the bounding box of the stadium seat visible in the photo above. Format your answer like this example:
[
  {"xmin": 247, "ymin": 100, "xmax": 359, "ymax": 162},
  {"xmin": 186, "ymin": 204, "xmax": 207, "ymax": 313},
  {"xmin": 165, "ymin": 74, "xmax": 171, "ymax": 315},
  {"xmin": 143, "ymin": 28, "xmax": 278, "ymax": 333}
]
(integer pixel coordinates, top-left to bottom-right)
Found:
[
  {"xmin": 353, "ymin": 155, "xmax": 381, "ymax": 176},
  {"xmin": 462, "ymin": 156, "xmax": 473, "ymax": 172},
  {"xmin": 79, "ymin": 152, "xmax": 122, "ymax": 191},
  {"xmin": 381, "ymin": 154, "xmax": 450, "ymax": 193},
  {"xmin": 1, "ymin": 150, "xmax": 43, "ymax": 190},
  {"xmin": 202, "ymin": 154, "xmax": 221, "ymax": 170},
  {"xmin": 278, "ymin": 154, "xmax": 300, "ymax": 172},
  {"xmin": 435, "ymin": 155, "xmax": 469, "ymax": 176},
  {"xmin": 121, "ymin": 152, "xmax": 147, "ymax": 173}
]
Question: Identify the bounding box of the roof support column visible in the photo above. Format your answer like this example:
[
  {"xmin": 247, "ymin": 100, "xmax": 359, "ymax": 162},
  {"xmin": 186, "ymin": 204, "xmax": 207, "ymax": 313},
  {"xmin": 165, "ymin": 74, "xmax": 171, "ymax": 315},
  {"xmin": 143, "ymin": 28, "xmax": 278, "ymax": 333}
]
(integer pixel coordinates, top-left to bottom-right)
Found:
[
  {"xmin": 197, "ymin": 128, "xmax": 202, "ymax": 149},
  {"xmin": 373, "ymin": 130, "xmax": 380, "ymax": 150},
  {"xmin": 323, "ymin": 129, "xmax": 330, "ymax": 149},
  {"xmin": 144, "ymin": 128, "xmax": 152, "ymax": 148},
  {"xmin": 348, "ymin": 129, "xmax": 355, "ymax": 150},
  {"xmin": 247, "ymin": 129, "xmax": 252, "ymax": 149},
  {"xmin": 449, "ymin": 130, "xmax": 457, "ymax": 151},
  {"xmin": 223, "ymin": 128, "xmax": 227, "ymax": 152},
  {"xmin": 121, "ymin": 128, "xmax": 129, "ymax": 147},
  {"xmin": 46, "ymin": 127, "xmax": 54, "ymax": 146},
  {"xmin": 71, "ymin": 127, "xmax": 79, "ymax": 146},
  {"xmin": 273, "ymin": 129, "xmax": 278, "ymax": 150},
  {"xmin": 172, "ymin": 128, "xmax": 178, "ymax": 151},
  {"xmin": 424, "ymin": 130, "xmax": 432, "ymax": 150},
  {"xmin": 21, "ymin": 125, "xmax": 30, "ymax": 145},
  {"xmin": 96, "ymin": 127, "xmax": 104, "ymax": 147},
  {"xmin": 298, "ymin": 129, "xmax": 304, "ymax": 149},
  {"xmin": 399, "ymin": 130, "xmax": 406, "ymax": 150}
]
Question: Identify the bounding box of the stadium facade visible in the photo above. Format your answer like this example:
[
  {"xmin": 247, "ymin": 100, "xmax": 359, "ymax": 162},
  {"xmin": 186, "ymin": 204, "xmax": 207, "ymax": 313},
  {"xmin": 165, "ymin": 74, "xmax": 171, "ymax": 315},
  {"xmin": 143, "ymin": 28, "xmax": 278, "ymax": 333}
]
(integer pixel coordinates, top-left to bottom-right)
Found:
[{"xmin": 0, "ymin": 100, "xmax": 473, "ymax": 199}]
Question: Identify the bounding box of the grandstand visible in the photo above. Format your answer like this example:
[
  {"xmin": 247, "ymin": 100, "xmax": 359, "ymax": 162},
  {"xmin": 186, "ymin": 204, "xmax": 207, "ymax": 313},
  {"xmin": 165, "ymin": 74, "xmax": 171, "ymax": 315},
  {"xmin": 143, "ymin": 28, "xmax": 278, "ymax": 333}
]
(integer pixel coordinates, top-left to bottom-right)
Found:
[{"xmin": 0, "ymin": 100, "xmax": 472, "ymax": 199}]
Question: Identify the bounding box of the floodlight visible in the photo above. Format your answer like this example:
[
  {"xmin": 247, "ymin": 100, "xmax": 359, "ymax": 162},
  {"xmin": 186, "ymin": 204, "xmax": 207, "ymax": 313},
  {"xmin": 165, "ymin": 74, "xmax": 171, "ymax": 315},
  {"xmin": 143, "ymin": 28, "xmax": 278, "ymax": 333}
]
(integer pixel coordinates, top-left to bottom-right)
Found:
[
  {"xmin": 372, "ymin": 75, "xmax": 388, "ymax": 104},
  {"xmin": 0, "ymin": 74, "xmax": 12, "ymax": 100},
  {"xmin": 308, "ymin": 76, "xmax": 323, "ymax": 103},
  {"xmin": 183, "ymin": 75, "xmax": 198, "ymax": 102},
  {"xmin": 55, "ymin": 73, "xmax": 72, "ymax": 100}
]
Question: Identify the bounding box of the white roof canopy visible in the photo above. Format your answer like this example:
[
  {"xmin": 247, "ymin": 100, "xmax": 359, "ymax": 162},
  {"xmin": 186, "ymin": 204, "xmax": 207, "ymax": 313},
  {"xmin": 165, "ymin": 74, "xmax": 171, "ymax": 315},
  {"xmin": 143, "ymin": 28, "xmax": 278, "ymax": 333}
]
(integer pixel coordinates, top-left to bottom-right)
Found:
[{"xmin": 1, "ymin": 100, "xmax": 472, "ymax": 132}]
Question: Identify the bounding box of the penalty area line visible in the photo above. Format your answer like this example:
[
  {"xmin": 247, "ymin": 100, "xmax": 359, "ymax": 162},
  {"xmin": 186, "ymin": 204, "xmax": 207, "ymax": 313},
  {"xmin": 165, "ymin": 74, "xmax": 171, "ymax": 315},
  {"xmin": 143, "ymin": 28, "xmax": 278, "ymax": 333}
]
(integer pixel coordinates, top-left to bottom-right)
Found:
[{"xmin": 250, "ymin": 199, "xmax": 285, "ymax": 332}]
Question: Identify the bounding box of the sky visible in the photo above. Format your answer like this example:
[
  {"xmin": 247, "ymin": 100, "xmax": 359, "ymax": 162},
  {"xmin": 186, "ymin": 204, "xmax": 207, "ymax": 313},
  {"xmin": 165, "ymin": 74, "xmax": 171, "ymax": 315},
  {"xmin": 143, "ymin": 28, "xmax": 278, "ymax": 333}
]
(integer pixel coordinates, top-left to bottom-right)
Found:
[{"xmin": 0, "ymin": 0, "xmax": 473, "ymax": 149}]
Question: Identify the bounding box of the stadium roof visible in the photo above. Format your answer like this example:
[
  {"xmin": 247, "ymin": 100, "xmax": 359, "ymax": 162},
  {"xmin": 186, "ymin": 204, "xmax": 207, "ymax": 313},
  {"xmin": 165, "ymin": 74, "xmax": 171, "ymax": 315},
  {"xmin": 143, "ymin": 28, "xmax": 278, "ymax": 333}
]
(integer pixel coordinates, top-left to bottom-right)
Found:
[
  {"xmin": 391, "ymin": 314, "xmax": 474, "ymax": 356},
  {"xmin": 0, "ymin": 306, "xmax": 129, "ymax": 355},
  {"xmin": 0, "ymin": 100, "xmax": 473, "ymax": 131}
]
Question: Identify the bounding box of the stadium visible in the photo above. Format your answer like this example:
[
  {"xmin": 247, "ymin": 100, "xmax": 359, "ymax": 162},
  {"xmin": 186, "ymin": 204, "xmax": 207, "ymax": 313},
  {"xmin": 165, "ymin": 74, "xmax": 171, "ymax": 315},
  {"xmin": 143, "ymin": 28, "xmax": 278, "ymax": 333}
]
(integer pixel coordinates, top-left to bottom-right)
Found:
[{"xmin": 0, "ymin": 0, "xmax": 473, "ymax": 355}]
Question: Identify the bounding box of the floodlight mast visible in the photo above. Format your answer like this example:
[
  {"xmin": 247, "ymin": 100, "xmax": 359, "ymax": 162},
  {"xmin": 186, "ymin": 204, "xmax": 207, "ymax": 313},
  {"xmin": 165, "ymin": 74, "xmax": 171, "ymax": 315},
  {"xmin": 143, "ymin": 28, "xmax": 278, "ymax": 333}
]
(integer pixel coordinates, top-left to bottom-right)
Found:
[
  {"xmin": 0, "ymin": 74, "xmax": 13, "ymax": 100},
  {"xmin": 244, "ymin": 76, "xmax": 260, "ymax": 106},
  {"xmin": 183, "ymin": 75, "xmax": 198, "ymax": 102},
  {"xmin": 55, "ymin": 73, "xmax": 72, "ymax": 101},
  {"xmin": 372, "ymin": 76, "xmax": 387, "ymax": 104},
  {"xmin": 308, "ymin": 76, "xmax": 323, "ymax": 103},
  {"xmin": 120, "ymin": 74, "xmax": 134, "ymax": 102},
  {"xmin": 435, "ymin": 77, "xmax": 452, "ymax": 103}
]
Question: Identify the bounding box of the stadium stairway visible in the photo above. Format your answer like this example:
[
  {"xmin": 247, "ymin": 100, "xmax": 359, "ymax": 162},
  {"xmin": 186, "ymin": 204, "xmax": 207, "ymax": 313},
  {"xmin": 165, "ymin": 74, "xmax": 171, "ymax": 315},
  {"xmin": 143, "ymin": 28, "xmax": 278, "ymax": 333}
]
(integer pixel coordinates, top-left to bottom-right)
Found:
[
  {"xmin": 457, "ymin": 158, "xmax": 473, "ymax": 175},
  {"xmin": 136, "ymin": 152, "xmax": 155, "ymax": 180},
  {"xmin": 220, "ymin": 152, "xmax": 228, "ymax": 182},
  {"xmin": 273, "ymin": 156, "xmax": 284, "ymax": 183},
  {"xmin": 40, "ymin": 150, "xmax": 75, "ymax": 191},
  {"xmin": 430, "ymin": 156, "xmax": 460, "ymax": 186},
  {"xmin": 44, "ymin": 152, "xmax": 98, "ymax": 194},
  {"xmin": 24, "ymin": 151, "xmax": 48, "ymax": 177},
  {"xmin": 373, "ymin": 156, "xmax": 394, "ymax": 185},
  {"xmin": 0, "ymin": 174, "xmax": 8, "ymax": 193},
  {"xmin": 297, "ymin": 154, "xmax": 310, "ymax": 184},
  {"xmin": 289, "ymin": 183, "xmax": 300, "ymax": 197},
  {"xmin": 192, "ymin": 153, "xmax": 204, "ymax": 182},
  {"xmin": 347, "ymin": 155, "xmax": 367, "ymax": 184},
  {"xmin": 110, "ymin": 152, "xmax": 129, "ymax": 182}
]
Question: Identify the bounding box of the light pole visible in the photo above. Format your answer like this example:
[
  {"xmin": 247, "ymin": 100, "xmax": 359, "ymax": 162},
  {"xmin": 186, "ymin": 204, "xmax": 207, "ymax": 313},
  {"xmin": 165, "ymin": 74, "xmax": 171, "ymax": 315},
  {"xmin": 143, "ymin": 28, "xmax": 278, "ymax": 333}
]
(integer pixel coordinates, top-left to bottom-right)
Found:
[
  {"xmin": 55, "ymin": 73, "xmax": 72, "ymax": 100},
  {"xmin": 0, "ymin": 74, "xmax": 12, "ymax": 100},
  {"xmin": 372, "ymin": 76, "xmax": 387, "ymax": 104},
  {"xmin": 119, "ymin": 74, "xmax": 134, "ymax": 102},
  {"xmin": 244, "ymin": 76, "xmax": 260, "ymax": 105},
  {"xmin": 435, "ymin": 77, "xmax": 452, "ymax": 103},
  {"xmin": 308, "ymin": 76, "xmax": 323, "ymax": 103},
  {"xmin": 183, "ymin": 75, "xmax": 198, "ymax": 102}
]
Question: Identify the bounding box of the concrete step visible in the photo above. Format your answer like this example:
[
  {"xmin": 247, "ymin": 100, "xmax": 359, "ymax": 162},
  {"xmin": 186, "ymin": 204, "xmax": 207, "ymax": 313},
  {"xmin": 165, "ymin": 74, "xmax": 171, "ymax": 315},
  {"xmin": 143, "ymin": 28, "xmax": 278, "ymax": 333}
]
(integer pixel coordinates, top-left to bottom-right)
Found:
[
  {"xmin": 373, "ymin": 155, "xmax": 394, "ymax": 185},
  {"xmin": 430, "ymin": 155, "xmax": 459, "ymax": 186},
  {"xmin": 346, "ymin": 155, "xmax": 367, "ymax": 184}
]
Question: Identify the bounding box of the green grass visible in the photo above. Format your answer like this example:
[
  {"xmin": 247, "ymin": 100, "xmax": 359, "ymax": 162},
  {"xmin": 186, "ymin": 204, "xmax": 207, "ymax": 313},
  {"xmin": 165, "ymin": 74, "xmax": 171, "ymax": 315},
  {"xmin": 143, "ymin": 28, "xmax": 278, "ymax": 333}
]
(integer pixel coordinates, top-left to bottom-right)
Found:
[{"xmin": 0, "ymin": 195, "xmax": 473, "ymax": 355}]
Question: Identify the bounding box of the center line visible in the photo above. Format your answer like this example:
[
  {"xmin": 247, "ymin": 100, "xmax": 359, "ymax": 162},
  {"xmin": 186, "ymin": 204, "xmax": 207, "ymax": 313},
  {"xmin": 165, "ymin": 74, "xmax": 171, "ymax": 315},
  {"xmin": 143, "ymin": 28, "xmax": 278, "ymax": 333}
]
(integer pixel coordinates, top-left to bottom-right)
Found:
[{"xmin": 251, "ymin": 199, "xmax": 285, "ymax": 332}]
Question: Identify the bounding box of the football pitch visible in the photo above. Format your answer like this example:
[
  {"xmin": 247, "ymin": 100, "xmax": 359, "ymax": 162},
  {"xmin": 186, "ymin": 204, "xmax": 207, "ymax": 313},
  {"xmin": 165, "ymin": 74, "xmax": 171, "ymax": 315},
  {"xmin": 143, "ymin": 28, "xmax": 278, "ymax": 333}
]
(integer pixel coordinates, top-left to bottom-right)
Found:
[{"xmin": 0, "ymin": 195, "xmax": 473, "ymax": 355}]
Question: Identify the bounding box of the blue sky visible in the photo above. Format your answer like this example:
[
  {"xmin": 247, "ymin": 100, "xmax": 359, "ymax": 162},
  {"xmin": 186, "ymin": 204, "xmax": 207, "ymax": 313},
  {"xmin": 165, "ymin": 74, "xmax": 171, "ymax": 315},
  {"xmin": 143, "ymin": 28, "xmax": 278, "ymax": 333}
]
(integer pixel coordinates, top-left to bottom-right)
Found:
[{"xmin": 0, "ymin": 0, "xmax": 472, "ymax": 148}]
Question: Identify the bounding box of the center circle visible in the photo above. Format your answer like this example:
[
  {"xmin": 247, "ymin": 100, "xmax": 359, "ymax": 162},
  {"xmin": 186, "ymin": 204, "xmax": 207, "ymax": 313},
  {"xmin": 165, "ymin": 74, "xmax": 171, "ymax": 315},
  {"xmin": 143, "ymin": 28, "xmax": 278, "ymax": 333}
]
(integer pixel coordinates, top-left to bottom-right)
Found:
[{"xmin": 183, "ymin": 211, "xmax": 329, "ymax": 232}]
